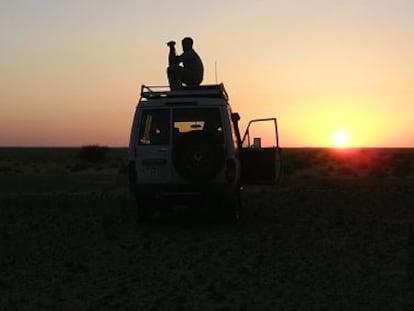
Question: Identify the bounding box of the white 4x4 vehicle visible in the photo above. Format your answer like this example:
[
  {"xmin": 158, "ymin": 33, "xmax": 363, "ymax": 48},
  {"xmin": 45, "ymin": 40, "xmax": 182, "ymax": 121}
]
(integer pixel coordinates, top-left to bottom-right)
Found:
[{"xmin": 129, "ymin": 84, "xmax": 281, "ymax": 223}]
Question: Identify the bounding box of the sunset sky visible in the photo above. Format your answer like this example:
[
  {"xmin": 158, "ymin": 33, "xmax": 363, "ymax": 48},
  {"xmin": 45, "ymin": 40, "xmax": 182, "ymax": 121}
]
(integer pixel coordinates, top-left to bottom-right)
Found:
[{"xmin": 1, "ymin": 0, "xmax": 413, "ymax": 147}]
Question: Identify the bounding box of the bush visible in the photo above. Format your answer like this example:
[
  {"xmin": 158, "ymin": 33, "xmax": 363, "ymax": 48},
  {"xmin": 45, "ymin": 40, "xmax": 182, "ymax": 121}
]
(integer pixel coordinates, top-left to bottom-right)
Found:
[{"xmin": 76, "ymin": 145, "xmax": 109, "ymax": 163}]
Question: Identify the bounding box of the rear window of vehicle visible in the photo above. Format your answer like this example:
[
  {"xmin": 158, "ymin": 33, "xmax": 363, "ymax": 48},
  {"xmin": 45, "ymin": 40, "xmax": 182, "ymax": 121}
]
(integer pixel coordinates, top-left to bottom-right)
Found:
[
  {"xmin": 173, "ymin": 108, "xmax": 223, "ymax": 142},
  {"xmin": 138, "ymin": 109, "xmax": 170, "ymax": 145}
]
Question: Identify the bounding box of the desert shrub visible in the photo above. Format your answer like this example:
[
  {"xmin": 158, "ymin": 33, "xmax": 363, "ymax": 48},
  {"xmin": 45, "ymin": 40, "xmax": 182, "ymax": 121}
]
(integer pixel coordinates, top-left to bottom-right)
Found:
[{"xmin": 76, "ymin": 145, "xmax": 109, "ymax": 163}]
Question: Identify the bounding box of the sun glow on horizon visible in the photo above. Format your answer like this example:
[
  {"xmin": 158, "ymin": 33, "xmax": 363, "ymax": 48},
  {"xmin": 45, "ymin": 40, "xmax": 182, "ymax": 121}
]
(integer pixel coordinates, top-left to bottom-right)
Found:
[{"xmin": 332, "ymin": 130, "xmax": 350, "ymax": 148}]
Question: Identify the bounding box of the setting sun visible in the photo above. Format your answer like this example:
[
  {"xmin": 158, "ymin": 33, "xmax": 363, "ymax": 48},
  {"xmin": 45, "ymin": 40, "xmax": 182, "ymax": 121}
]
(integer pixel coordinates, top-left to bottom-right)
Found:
[{"xmin": 332, "ymin": 131, "xmax": 350, "ymax": 148}]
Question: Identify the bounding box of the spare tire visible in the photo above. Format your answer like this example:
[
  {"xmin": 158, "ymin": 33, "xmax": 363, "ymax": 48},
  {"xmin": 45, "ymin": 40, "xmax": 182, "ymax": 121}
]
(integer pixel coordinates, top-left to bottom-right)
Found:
[{"xmin": 172, "ymin": 131, "xmax": 225, "ymax": 182}]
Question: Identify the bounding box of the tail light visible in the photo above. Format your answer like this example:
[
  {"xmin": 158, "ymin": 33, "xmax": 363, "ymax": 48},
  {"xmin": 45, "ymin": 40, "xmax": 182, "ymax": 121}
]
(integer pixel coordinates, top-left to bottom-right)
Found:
[{"xmin": 225, "ymin": 158, "xmax": 236, "ymax": 183}]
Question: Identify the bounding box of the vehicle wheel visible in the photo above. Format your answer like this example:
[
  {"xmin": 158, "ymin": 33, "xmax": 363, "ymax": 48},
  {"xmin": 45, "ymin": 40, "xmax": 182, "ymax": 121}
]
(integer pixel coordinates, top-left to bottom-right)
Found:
[{"xmin": 172, "ymin": 131, "xmax": 225, "ymax": 183}]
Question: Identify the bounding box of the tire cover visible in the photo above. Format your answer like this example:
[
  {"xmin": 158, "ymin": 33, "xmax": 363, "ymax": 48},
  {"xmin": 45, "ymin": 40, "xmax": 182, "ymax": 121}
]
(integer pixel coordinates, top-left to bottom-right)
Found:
[{"xmin": 172, "ymin": 131, "xmax": 225, "ymax": 182}]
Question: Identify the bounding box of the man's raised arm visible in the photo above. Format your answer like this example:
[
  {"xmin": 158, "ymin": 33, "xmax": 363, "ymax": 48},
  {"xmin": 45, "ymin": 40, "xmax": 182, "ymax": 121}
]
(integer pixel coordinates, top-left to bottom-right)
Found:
[{"xmin": 167, "ymin": 41, "xmax": 180, "ymax": 66}]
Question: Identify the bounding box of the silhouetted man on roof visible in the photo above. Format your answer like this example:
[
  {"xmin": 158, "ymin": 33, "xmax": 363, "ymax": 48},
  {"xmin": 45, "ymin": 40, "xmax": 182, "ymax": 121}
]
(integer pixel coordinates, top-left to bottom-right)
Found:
[{"xmin": 167, "ymin": 37, "xmax": 204, "ymax": 90}]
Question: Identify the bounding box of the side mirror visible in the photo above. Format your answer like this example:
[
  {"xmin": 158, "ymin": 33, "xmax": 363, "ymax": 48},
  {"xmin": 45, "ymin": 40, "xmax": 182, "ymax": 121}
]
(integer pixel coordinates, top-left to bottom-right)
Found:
[{"xmin": 231, "ymin": 112, "xmax": 240, "ymax": 122}]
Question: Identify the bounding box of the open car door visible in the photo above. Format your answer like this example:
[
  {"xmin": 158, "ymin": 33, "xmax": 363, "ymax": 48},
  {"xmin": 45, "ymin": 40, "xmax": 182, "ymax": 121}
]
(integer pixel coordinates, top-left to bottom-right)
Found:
[{"xmin": 239, "ymin": 118, "xmax": 282, "ymax": 184}]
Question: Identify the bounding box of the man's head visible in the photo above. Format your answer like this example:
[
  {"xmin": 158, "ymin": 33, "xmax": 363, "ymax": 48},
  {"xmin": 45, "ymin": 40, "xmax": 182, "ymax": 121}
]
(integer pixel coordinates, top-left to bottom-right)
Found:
[{"xmin": 181, "ymin": 37, "xmax": 193, "ymax": 52}]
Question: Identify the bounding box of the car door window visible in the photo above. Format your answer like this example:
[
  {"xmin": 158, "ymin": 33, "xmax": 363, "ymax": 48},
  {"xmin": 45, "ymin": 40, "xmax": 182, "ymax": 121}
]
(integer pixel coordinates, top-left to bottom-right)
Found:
[
  {"xmin": 173, "ymin": 108, "xmax": 223, "ymax": 143},
  {"xmin": 138, "ymin": 109, "xmax": 170, "ymax": 145}
]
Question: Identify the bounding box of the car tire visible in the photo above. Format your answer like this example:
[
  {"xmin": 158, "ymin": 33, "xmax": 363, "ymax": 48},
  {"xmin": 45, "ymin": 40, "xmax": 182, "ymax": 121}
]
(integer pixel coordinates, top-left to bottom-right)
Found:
[{"xmin": 172, "ymin": 131, "xmax": 225, "ymax": 183}]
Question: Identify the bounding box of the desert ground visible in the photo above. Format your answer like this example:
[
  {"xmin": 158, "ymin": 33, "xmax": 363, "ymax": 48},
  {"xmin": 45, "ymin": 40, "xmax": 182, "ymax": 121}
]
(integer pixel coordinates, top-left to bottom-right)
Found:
[{"xmin": 1, "ymin": 147, "xmax": 413, "ymax": 310}]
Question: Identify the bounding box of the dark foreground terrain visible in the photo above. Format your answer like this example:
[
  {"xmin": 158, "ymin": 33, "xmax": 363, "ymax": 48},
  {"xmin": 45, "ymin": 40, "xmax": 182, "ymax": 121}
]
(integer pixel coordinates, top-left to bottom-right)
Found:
[{"xmin": 1, "ymin": 148, "xmax": 413, "ymax": 310}]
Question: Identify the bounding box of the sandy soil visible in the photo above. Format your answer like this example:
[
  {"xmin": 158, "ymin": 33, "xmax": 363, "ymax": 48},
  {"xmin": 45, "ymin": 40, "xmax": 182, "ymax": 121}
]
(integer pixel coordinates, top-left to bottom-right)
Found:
[{"xmin": 1, "ymin": 174, "xmax": 413, "ymax": 310}]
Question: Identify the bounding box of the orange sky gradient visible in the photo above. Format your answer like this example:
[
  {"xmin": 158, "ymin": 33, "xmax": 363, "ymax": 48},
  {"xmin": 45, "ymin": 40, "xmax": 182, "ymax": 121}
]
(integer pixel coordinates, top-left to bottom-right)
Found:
[{"xmin": 1, "ymin": 1, "xmax": 413, "ymax": 147}]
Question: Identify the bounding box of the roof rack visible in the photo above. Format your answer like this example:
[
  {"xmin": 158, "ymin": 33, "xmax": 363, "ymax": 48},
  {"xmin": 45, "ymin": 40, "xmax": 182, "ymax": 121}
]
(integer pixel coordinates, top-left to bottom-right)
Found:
[{"xmin": 140, "ymin": 83, "xmax": 229, "ymax": 101}]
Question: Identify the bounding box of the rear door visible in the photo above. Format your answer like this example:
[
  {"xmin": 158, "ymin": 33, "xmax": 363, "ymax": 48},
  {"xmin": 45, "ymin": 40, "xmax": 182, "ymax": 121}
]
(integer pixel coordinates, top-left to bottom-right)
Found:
[
  {"xmin": 239, "ymin": 118, "xmax": 282, "ymax": 184},
  {"xmin": 135, "ymin": 108, "xmax": 172, "ymax": 184},
  {"xmin": 171, "ymin": 106, "xmax": 225, "ymax": 183}
]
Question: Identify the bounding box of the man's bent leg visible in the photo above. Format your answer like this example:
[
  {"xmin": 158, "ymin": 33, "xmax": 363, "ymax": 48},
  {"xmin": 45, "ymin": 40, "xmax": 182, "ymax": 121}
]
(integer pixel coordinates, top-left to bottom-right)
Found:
[
  {"xmin": 182, "ymin": 68, "xmax": 202, "ymax": 87},
  {"xmin": 167, "ymin": 66, "xmax": 183, "ymax": 90}
]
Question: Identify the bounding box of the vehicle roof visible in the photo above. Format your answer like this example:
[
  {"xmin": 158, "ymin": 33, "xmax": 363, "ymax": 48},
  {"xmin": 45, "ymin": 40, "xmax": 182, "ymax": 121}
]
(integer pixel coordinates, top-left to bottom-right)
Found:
[
  {"xmin": 137, "ymin": 97, "xmax": 229, "ymax": 108},
  {"xmin": 139, "ymin": 83, "xmax": 229, "ymax": 101}
]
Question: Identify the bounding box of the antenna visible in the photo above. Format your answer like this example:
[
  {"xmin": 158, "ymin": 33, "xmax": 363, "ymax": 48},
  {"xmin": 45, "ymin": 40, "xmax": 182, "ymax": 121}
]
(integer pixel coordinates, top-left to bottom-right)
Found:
[{"xmin": 215, "ymin": 61, "xmax": 218, "ymax": 84}]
